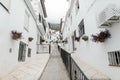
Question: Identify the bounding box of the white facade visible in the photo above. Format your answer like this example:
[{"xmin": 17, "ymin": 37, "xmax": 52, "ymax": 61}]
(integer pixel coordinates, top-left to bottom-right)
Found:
[
  {"xmin": 49, "ymin": 30, "xmax": 58, "ymax": 43},
  {"xmin": 61, "ymin": 0, "xmax": 120, "ymax": 80},
  {"xmin": 0, "ymin": 0, "xmax": 48, "ymax": 77}
]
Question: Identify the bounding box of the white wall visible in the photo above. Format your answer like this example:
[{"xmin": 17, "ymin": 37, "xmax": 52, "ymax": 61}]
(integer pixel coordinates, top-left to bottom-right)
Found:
[
  {"xmin": 0, "ymin": 0, "xmax": 38, "ymax": 77},
  {"xmin": 31, "ymin": 0, "xmax": 45, "ymax": 18},
  {"xmin": 62, "ymin": 0, "xmax": 120, "ymax": 80}
]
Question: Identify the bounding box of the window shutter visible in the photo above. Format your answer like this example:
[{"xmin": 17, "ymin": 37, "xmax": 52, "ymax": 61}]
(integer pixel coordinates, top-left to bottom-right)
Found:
[{"xmin": 79, "ymin": 19, "xmax": 85, "ymax": 37}]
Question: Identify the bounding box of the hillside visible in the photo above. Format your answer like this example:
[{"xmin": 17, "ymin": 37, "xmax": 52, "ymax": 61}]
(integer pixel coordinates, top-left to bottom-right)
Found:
[{"xmin": 49, "ymin": 23, "xmax": 60, "ymax": 31}]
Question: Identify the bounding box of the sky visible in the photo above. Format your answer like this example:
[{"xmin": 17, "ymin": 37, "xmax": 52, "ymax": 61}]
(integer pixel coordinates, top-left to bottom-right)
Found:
[{"xmin": 45, "ymin": 0, "xmax": 68, "ymax": 24}]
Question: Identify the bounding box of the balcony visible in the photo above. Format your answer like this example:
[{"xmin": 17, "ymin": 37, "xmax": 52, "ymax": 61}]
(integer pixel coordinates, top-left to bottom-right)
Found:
[{"xmin": 97, "ymin": 4, "xmax": 120, "ymax": 28}]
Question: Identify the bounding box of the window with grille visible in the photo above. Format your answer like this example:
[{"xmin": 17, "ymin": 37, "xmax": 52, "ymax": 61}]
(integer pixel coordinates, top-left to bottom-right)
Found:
[
  {"xmin": 40, "ymin": 36, "xmax": 42, "ymax": 44},
  {"xmin": 72, "ymin": 36, "xmax": 76, "ymax": 51},
  {"xmin": 0, "ymin": 0, "xmax": 11, "ymax": 12},
  {"xmin": 108, "ymin": 51, "xmax": 120, "ymax": 66},
  {"xmin": 70, "ymin": 16, "xmax": 72, "ymax": 25},
  {"xmin": 78, "ymin": 19, "xmax": 85, "ymax": 38},
  {"xmin": 18, "ymin": 42, "xmax": 26, "ymax": 62},
  {"xmin": 28, "ymin": 48, "xmax": 31, "ymax": 57},
  {"xmin": 39, "ymin": 14, "xmax": 42, "ymax": 23}
]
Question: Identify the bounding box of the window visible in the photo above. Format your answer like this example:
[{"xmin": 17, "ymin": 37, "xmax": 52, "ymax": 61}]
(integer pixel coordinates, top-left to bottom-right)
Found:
[
  {"xmin": 78, "ymin": 19, "xmax": 85, "ymax": 37},
  {"xmin": 18, "ymin": 42, "xmax": 26, "ymax": 62},
  {"xmin": 75, "ymin": 0, "xmax": 79, "ymax": 14},
  {"xmin": 0, "ymin": 0, "xmax": 11, "ymax": 12},
  {"xmin": 39, "ymin": 14, "xmax": 42, "ymax": 23},
  {"xmin": 70, "ymin": 16, "xmax": 72, "ymax": 25},
  {"xmin": 42, "ymin": 18, "xmax": 46, "ymax": 32},
  {"xmin": 68, "ymin": 13, "xmax": 70, "ymax": 17},
  {"xmin": 28, "ymin": 48, "xmax": 31, "ymax": 57},
  {"xmin": 108, "ymin": 51, "xmax": 120, "ymax": 66},
  {"xmin": 24, "ymin": 10, "xmax": 29, "ymax": 31},
  {"xmin": 40, "ymin": 36, "xmax": 42, "ymax": 44},
  {"xmin": 74, "ymin": 29, "xmax": 80, "ymax": 41},
  {"xmin": 72, "ymin": 36, "xmax": 76, "ymax": 51}
]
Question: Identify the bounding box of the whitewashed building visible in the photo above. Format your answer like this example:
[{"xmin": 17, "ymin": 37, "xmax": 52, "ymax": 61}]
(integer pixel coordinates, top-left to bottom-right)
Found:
[
  {"xmin": 31, "ymin": 0, "xmax": 50, "ymax": 53},
  {"xmin": 0, "ymin": 0, "xmax": 48, "ymax": 77},
  {"xmin": 60, "ymin": 0, "xmax": 120, "ymax": 80}
]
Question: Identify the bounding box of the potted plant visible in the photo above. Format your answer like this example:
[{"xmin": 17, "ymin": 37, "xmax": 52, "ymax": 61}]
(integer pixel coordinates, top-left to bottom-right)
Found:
[
  {"xmin": 91, "ymin": 29, "xmax": 111, "ymax": 42},
  {"xmin": 42, "ymin": 39, "xmax": 45, "ymax": 42},
  {"xmin": 11, "ymin": 30, "xmax": 22, "ymax": 40},
  {"xmin": 82, "ymin": 35, "xmax": 88, "ymax": 41},
  {"xmin": 28, "ymin": 37, "xmax": 34, "ymax": 42},
  {"xmin": 75, "ymin": 37, "xmax": 80, "ymax": 41},
  {"xmin": 64, "ymin": 39, "xmax": 68, "ymax": 43}
]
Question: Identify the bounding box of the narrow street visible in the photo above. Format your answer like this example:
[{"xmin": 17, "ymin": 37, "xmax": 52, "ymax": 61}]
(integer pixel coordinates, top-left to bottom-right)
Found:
[{"xmin": 39, "ymin": 44, "xmax": 70, "ymax": 80}]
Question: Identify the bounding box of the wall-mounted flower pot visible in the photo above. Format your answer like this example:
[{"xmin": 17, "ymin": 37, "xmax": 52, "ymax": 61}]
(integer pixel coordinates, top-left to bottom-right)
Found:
[
  {"xmin": 75, "ymin": 37, "xmax": 80, "ymax": 42},
  {"xmin": 42, "ymin": 39, "xmax": 45, "ymax": 42},
  {"xmin": 28, "ymin": 37, "xmax": 34, "ymax": 42},
  {"xmin": 91, "ymin": 29, "xmax": 111, "ymax": 43},
  {"xmin": 82, "ymin": 35, "xmax": 88, "ymax": 41},
  {"xmin": 11, "ymin": 30, "xmax": 22, "ymax": 40}
]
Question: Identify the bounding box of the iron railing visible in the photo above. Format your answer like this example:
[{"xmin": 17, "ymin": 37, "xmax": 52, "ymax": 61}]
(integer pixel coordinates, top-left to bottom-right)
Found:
[
  {"xmin": 59, "ymin": 47, "xmax": 88, "ymax": 80},
  {"xmin": 70, "ymin": 57, "xmax": 88, "ymax": 80},
  {"xmin": 37, "ymin": 44, "xmax": 50, "ymax": 54}
]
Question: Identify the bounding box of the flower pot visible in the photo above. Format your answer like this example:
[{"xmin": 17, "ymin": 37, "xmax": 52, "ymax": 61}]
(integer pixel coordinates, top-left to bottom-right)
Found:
[
  {"xmin": 99, "ymin": 38, "xmax": 105, "ymax": 42},
  {"xmin": 75, "ymin": 37, "xmax": 80, "ymax": 42},
  {"xmin": 91, "ymin": 29, "xmax": 111, "ymax": 43},
  {"xmin": 82, "ymin": 35, "xmax": 88, "ymax": 41},
  {"xmin": 28, "ymin": 37, "xmax": 33, "ymax": 42},
  {"xmin": 12, "ymin": 34, "xmax": 19, "ymax": 39},
  {"xmin": 11, "ymin": 30, "xmax": 22, "ymax": 40}
]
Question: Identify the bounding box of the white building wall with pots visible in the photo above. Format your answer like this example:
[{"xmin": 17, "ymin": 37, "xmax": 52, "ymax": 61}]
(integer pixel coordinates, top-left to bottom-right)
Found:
[
  {"xmin": 0, "ymin": 0, "xmax": 46, "ymax": 77},
  {"xmin": 62, "ymin": 0, "xmax": 120, "ymax": 80}
]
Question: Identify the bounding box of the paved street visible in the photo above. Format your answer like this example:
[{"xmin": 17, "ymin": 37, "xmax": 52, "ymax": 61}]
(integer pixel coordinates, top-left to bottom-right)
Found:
[
  {"xmin": 39, "ymin": 45, "xmax": 70, "ymax": 80},
  {"xmin": 0, "ymin": 54, "xmax": 50, "ymax": 80}
]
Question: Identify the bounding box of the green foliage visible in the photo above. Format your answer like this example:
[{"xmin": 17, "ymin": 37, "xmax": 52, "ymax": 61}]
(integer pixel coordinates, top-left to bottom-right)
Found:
[
  {"xmin": 49, "ymin": 23, "xmax": 60, "ymax": 31},
  {"xmin": 82, "ymin": 35, "xmax": 88, "ymax": 41},
  {"xmin": 91, "ymin": 29, "xmax": 111, "ymax": 42}
]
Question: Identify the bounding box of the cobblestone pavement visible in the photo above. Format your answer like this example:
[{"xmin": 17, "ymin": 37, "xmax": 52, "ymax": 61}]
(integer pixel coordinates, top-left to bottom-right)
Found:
[{"xmin": 39, "ymin": 45, "xmax": 70, "ymax": 80}]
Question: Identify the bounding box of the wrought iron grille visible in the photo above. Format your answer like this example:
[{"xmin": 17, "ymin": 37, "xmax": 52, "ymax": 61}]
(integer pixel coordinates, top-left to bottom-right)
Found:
[{"xmin": 60, "ymin": 48, "xmax": 88, "ymax": 80}]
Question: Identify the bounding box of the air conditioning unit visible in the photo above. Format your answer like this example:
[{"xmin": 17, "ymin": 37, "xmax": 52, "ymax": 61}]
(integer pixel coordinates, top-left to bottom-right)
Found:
[{"xmin": 97, "ymin": 4, "xmax": 120, "ymax": 28}]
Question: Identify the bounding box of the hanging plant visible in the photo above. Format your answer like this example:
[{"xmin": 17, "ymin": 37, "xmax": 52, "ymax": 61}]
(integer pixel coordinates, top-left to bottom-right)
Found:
[
  {"xmin": 82, "ymin": 35, "xmax": 88, "ymax": 41},
  {"xmin": 62, "ymin": 39, "xmax": 68, "ymax": 43},
  {"xmin": 91, "ymin": 29, "xmax": 111, "ymax": 42},
  {"xmin": 11, "ymin": 30, "xmax": 22, "ymax": 40},
  {"xmin": 42, "ymin": 39, "xmax": 45, "ymax": 42},
  {"xmin": 75, "ymin": 37, "xmax": 80, "ymax": 41},
  {"xmin": 64, "ymin": 39, "xmax": 68, "ymax": 43}
]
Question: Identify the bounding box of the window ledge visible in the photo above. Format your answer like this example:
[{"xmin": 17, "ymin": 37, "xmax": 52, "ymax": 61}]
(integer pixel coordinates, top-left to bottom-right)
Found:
[{"xmin": 109, "ymin": 64, "xmax": 120, "ymax": 67}]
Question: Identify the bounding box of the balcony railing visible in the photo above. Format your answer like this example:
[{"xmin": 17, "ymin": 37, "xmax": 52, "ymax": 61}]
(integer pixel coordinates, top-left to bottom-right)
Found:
[{"xmin": 37, "ymin": 44, "xmax": 50, "ymax": 54}]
